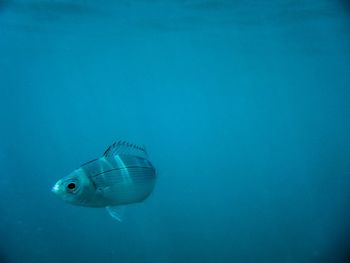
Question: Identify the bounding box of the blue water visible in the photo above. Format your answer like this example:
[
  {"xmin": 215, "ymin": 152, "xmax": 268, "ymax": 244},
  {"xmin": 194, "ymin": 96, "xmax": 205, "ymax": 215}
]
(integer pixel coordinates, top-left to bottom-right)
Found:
[{"xmin": 1, "ymin": 0, "xmax": 350, "ymax": 262}]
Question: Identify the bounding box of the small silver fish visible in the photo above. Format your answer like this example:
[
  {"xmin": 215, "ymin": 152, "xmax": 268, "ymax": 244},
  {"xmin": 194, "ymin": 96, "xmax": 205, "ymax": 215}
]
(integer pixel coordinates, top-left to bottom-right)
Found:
[{"xmin": 52, "ymin": 141, "xmax": 156, "ymax": 221}]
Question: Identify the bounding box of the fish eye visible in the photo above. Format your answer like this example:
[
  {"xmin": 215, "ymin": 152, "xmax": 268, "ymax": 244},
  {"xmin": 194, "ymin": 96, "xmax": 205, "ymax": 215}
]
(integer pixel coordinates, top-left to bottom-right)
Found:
[{"xmin": 67, "ymin": 183, "xmax": 76, "ymax": 190}]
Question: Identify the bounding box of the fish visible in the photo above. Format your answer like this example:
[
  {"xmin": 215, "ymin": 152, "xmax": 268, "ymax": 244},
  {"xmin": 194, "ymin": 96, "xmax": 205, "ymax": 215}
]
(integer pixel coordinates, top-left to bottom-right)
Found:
[{"xmin": 52, "ymin": 141, "xmax": 156, "ymax": 221}]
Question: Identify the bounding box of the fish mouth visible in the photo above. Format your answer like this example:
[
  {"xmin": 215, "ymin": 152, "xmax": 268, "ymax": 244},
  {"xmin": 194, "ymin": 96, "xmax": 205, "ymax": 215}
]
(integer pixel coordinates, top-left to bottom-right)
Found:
[{"xmin": 51, "ymin": 182, "xmax": 60, "ymax": 194}]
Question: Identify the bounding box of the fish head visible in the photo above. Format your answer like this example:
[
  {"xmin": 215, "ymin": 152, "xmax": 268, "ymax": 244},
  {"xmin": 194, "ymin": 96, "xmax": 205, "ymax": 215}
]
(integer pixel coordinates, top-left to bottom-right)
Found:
[{"xmin": 52, "ymin": 168, "xmax": 93, "ymax": 206}]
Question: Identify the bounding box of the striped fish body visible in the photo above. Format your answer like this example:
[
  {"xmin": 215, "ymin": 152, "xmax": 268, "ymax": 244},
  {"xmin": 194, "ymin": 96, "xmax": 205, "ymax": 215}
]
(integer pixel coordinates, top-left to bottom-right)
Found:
[
  {"xmin": 52, "ymin": 141, "xmax": 156, "ymax": 210},
  {"xmin": 81, "ymin": 154, "xmax": 156, "ymax": 207}
]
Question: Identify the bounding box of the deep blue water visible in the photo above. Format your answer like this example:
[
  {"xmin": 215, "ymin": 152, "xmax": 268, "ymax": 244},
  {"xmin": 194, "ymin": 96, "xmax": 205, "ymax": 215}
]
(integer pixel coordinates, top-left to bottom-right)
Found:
[{"xmin": 1, "ymin": 0, "xmax": 350, "ymax": 262}]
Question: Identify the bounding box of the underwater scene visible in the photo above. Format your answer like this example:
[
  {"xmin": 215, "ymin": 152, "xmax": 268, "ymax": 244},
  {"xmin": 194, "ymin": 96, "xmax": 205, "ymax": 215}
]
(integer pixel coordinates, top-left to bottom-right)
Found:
[{"xmin": 1, "ymin": 0, "xmax": 350, "ymax": 262}]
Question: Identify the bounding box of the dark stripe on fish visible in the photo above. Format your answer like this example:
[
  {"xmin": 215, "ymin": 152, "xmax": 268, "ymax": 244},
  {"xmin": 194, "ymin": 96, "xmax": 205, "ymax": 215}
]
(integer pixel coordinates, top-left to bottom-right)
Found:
[
  {"xmin": 80, "ymin": 158, "xmax": 98, "ymax": 167},
  {"xmin": 91, "ymin": 166, "xmax": 154, "ymax": 178}
]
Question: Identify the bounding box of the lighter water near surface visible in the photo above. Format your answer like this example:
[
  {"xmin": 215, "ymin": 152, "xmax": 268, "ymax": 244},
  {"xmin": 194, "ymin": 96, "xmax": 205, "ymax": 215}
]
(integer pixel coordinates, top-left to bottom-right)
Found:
[{"xmin": 1, "ymin": 0, "xmax": 350, "ymax": 263}]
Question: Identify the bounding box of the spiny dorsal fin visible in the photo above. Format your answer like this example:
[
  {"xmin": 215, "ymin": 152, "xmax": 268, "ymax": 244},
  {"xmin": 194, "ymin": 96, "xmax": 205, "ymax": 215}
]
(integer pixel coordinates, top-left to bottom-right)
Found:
[{"xmin": 103, "ymin": 140, "xmax": 148, "ymax": 159}]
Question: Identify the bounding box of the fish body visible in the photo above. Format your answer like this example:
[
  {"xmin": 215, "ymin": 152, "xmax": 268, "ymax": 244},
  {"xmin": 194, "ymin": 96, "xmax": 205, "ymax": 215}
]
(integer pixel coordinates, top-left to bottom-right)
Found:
[{"xmin": 52, "ymin": 141, "xmax": 156, "ymax": 219}]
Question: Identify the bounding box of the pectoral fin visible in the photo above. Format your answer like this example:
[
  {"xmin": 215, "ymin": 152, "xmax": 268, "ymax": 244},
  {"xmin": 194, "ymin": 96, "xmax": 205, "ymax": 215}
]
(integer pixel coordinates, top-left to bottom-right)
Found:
[{"xmin": 106, "ymin": 206, "xmax": 125, "ymax": 222}]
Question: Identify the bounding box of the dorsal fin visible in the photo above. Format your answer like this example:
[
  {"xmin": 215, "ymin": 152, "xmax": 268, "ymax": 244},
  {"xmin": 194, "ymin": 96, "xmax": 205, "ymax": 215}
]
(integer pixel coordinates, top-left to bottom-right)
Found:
[{"xmin": 103, "ymin": 140, "xmax": 148, "ymax": 159}]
